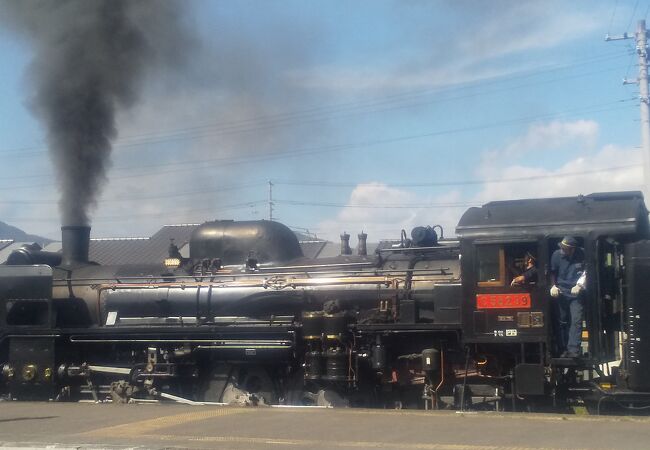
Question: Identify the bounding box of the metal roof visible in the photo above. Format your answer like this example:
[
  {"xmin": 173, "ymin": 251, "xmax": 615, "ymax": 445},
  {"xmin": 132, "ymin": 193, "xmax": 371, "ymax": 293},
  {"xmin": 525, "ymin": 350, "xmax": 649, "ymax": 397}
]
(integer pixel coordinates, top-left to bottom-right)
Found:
[
  {"xmin": 1, "ymin": 224, "xmax": 338, "ymax": 265},
  {"xmin": 0, "ymin": 243, "xmax": 29, "ymax": 264},
  {"xmin": 88, "ymin": 224, "xmax": 200, "ymax": 265},
  {"xmin": 456, "ymin": 191, "xmax": 650, "ymax": 240},
  {"xmin": 0, "ymin": 240, "xmax": 14, "ymax": 253},
  {"xmin": 299, "ymin": 241, "xmax": 329, "ymax": 259}
]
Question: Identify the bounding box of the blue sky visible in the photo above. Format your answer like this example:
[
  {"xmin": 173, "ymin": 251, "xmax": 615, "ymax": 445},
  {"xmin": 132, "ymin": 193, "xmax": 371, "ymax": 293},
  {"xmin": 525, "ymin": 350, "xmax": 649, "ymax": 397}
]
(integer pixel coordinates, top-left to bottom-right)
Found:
[{"xmin": 0, "ymin": 0, "xmax": 647, "ymax": 243}]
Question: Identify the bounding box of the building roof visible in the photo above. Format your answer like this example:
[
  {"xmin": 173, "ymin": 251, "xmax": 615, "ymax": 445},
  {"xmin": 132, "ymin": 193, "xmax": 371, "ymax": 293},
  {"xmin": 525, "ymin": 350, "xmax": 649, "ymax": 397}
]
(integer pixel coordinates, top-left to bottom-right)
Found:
[
  {"xmin": 88, "ymin": 224, "xmax": 200, "ymax": 265},
  {"xmin": 0, "ymin": 240, "xmax": 14, "ymax": 253},
  {"xmin": 299, "ymin": 240, "xmax": 329, "ymax": 259},
  {"xmin": 0, "ymin": 223, "xmax": 339, "ymax": 265},
  {"xmin": 0, "ymin": 242, "xmax": 29, "ymax": 264}
]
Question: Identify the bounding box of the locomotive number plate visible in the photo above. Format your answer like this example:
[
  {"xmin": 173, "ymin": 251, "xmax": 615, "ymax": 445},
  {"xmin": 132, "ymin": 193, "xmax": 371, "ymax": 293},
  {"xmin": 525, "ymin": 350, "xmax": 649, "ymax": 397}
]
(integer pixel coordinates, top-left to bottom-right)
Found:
[{"xmin": 476, "ymin": 293, "xmax": 531, "ymax": 309}]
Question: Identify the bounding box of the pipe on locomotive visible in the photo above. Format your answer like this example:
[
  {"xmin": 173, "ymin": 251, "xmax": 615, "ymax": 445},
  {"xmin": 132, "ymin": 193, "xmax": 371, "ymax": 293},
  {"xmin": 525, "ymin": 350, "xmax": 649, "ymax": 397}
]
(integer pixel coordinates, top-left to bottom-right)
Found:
[
  {"xmin": 61, "ymin": 225, "xmax": 90, "ymax": 266},
  {"xmin": 340, "ymin": 232, "xmax": 351, "ymax": 255},
  {"xmin": 357, "ymin": 232, "xmax": 367, "ymax": 256}
]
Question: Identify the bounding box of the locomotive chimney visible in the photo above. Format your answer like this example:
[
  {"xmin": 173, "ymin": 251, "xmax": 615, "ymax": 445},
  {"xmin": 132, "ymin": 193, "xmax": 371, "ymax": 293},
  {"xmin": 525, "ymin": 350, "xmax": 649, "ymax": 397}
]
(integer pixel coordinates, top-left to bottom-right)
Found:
[
  {"xmin": 340, "ymin": 232, "xmax": 352, "ymax": 255},
  {"xmin": 357, "ymin": 232, "xmax": 367, "ymax": 256},
  {"xmin": 61, "ymin": 225, "xmax": 90, "ymax": 266}
]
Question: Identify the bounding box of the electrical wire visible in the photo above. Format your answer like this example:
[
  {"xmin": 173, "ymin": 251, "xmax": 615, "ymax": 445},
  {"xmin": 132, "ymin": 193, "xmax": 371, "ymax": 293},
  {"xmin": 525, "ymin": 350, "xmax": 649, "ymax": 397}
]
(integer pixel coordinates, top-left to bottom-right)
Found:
[
  {"xmin": 608, "ymin": 0, "xmax": 620, "ymax": 36},
  {"xmin": 272, "ymin": 164, "xmax": 639, "ymax": 188},
  {"xmin": 1, "ymin": 200, "xmax": 267, "ymax": 223},
  {"xmin": 0, "ymin": 55, "xmax": 630, "ymax": 158},
  {"xmin": 0, "ymin": 98, "xmax": 637, "ymax": 190},
  {"xmin": 274, "ymin": 199, "xmax": 478, "ymax": 209},
  {"xmin": 627, "ymin": 0, "xmax": 641, "ymax": 32},
  {"xmin": 0, "ymin": 182, "xmax": 267, "ymax": 205}
]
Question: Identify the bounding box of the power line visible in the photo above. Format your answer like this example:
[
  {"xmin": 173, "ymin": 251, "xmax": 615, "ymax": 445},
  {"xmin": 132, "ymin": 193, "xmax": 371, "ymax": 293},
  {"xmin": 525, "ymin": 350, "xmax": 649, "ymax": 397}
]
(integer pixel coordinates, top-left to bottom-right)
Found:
[
  {"xmin": 0, "ymin": 54, "xmax": 629, "ymax": 159},
  {"xmin": 0, "ymin": 182, "xmax": 267, "ymax": 205},
  {"xmin": 1, "ymin": 200, "xmax": 268, "ymax": 222},
  {"xmin": 628, "ymin": 0, "xmax": 642, "ymax": 32},
  {"xmin": 272, "ymin": 164, "xmax": 640, "ymax": 188},
  {"xmin": 3, "ymin": 163, "xmax": 641, "ymax": 207},
  {"xmin": 608, "ymin": 0, "xmax": 620, "ymax": 36},
  {"xmin": 274, "ymin": 199, "xmax": 477, "ymax": 209},
  {"xmin": 0, "ymin": 98, "xmax": 637, "ymax": 190}
]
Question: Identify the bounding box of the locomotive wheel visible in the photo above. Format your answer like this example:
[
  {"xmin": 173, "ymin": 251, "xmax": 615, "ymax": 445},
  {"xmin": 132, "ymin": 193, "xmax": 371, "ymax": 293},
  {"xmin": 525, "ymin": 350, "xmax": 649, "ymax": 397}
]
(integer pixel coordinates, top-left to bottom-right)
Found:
[
  {"xmin": 201, "ymin": 364, "xmax": 277, "ymax": 405},
  {"xmin": 200, "ymin": 364, "xmax": 232, "ymax": 402}
]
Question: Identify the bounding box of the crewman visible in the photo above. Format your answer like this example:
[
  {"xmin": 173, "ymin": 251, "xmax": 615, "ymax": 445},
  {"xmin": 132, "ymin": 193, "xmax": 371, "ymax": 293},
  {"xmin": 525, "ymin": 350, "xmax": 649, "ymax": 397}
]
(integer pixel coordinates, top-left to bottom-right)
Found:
[
  {"xmin": 549, "ymin": 236, "xmax": 586, "ymax": 358},
  {"xmin": 511, "ymin": 252, "xmax": 537, "ymax": 285}
]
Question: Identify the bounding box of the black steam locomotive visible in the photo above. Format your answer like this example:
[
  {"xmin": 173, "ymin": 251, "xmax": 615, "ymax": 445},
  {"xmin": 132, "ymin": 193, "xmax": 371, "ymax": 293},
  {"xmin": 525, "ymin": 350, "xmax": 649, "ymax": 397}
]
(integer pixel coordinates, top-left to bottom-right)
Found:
[{"xmin": 2, "ymin": 191, "xmax": 650, "ymax": 412}]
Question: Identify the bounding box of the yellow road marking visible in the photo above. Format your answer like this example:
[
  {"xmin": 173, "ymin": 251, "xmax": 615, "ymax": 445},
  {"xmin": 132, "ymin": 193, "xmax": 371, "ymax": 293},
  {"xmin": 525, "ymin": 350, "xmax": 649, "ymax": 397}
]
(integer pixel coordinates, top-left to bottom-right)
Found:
[
  {"xmin": 151, "ymin": 434, "xmax": 588, "ymax": 450},
  {"xmin": 77, "ymin": 407, "xmax": 253, "ymax": 438},
  {"xmin": 269, "ymin": 407, "xmax": 650, "ymax": 424}
]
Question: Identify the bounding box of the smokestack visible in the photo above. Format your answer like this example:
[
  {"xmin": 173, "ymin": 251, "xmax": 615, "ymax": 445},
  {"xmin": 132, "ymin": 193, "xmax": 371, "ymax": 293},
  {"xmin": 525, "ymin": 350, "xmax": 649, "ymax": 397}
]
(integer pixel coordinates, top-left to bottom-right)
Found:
[
  {"xmin": 340, "ymin": 232, "xmax": 351, "ymax": 255},
  {"xmin": 61, "ymin": 225, "xmax": 90, "ymax": 266},
  {"xmin": 357, "ymin": 232, "xmax": 367, "ymax": 256}
]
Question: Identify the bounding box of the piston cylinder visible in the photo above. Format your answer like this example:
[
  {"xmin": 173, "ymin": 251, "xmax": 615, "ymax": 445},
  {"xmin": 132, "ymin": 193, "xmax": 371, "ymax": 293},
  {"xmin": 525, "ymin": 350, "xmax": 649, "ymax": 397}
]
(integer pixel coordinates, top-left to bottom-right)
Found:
[
  {"xmin": 323, "ymin": 348, "xmax": 348, "ymax": 381},
  {"xmin": 304, "ymin": 351, "xmax": 323, "ymax": 380},
  {"xmin": 302, "ymin": 312, "xmax": 324, "ymax": 341},
  {"xmin": 324, "ymin": 313, "xmax": 349, "ymax": 341}
]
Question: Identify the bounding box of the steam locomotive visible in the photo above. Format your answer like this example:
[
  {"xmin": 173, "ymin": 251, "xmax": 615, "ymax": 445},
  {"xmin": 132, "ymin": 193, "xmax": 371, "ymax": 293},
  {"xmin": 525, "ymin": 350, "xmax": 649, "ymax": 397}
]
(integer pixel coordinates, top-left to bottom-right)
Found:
[{"xmin": 2, "ymin": 191, "xmax": 650, "ymax": 412}]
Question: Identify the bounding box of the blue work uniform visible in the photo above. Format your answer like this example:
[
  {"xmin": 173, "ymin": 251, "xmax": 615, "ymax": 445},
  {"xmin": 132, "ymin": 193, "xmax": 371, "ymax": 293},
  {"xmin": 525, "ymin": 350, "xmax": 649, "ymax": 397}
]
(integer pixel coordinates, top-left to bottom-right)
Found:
[
  {"xmin": 550, "ymin": 247, "xmax": 585, "ymax": 355},
  {"xmin": 522, "ymin": 266, "xmax": 538, "ymax": 283}
]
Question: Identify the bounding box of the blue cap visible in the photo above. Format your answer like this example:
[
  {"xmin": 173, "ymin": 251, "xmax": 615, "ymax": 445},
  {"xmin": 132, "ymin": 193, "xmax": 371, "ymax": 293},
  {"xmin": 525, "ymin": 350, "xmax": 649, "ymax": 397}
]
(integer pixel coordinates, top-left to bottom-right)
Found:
[{"xmin": 559, "ymin": 236, "xmax": 578, "ymax": 248}]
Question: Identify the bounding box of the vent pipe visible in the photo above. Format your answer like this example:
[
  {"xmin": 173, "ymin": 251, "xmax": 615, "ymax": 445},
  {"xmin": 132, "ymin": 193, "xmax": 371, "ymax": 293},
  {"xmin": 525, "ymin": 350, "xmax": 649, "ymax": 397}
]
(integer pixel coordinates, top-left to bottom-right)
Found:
[
  {"xmin": 357, "ymin": 232, "xmax": 367, "ymax": 256},
  {"xmin": 340, "ymin": 232, "xmax": 351, "ymax": 255}
]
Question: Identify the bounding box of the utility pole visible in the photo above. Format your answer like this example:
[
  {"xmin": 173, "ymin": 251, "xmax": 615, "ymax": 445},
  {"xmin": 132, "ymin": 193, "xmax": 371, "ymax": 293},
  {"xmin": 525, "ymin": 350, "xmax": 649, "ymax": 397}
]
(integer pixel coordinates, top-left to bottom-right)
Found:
[
  {"xmin": 607, "ymin": 20, "xmax": 650, "ymax": 192},
  {"xmin": 268, "ymin": 180, "xmax": 274, "ymax": 221}
]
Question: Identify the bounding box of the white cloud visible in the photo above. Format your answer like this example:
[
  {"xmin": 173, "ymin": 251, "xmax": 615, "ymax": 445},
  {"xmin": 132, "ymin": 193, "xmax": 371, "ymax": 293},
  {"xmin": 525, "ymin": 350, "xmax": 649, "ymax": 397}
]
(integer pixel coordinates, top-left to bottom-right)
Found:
[
  {"xmin": 293, "ymin": 63, "xmax": 532, "ymax": 93},
  {"xmin": 317, "ymin": 122, "xmax": 644, "ymax": 244},
  {"xmin": 474, "ymin": 144, "xmax": 643, "ymax": 205},
  {"xmin": 315, "ymin": 183, "xmax": 463, "ymax": 244},
  {"xmin": 481, "ymin": 120, "xmax": 600, "ymax": 164}
]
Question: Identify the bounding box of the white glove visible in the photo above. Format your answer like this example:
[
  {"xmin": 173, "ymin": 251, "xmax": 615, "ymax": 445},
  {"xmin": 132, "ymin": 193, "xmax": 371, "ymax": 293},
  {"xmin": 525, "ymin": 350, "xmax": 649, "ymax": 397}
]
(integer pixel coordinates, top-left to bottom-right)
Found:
[
  {"xmin": 550, "ymin": 285, "xmax": 560, "ymax": 297},
  {"xmin": 571, "ymin": 285, "xmax": 583, "ymax": 295}
]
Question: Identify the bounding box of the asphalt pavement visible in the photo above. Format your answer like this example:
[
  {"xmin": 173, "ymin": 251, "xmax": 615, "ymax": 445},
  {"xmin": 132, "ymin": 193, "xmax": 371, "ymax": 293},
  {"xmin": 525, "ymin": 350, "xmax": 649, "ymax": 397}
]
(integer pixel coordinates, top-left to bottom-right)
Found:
[{"xmin": 0, "ymin": 402, "xmax": 648, "ymax": 449}]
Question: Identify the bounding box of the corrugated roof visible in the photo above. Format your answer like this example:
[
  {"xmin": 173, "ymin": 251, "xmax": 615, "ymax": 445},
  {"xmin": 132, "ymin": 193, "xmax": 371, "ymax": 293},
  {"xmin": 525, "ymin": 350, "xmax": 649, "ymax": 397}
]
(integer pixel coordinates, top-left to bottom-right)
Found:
[
  {"xmin": 299, "ymin": 241, "xmax": 328, "ymax": 259},
  {"xmin": 317, "ymin": 241, "xmax": 343, "ymax": 258},
  {"xmin": 0, "ymin": 242, "xmax": 28, "ymax": 263},
  {"xmin": 151, "ymin": 224, "xmax": 198, "ymax": 247},
  {"xmin": 1, "ymin": 224, "xmax": 340, "ymax": 265},
  {"xmin": 43, "ymin": 242, "xmax": 62, "ymax": 252},
  {"xmin": 89, "ymin": 224, "xmax": 199, "ymax": 265},
  {"xmin": 0, "ymin": 240, "xmax": 14, "ymax": 253}
]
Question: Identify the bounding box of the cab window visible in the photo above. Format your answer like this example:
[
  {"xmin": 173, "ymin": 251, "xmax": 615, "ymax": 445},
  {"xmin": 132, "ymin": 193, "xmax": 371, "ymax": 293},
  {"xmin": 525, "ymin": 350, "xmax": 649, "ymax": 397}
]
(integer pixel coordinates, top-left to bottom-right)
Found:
[
  {"xmin": 476, "ymin": 243, "xmax": 538, "ymax": 287},
  {"xmin": 477, "ymin": 245, "xmax": 505, "ymax": 286}
]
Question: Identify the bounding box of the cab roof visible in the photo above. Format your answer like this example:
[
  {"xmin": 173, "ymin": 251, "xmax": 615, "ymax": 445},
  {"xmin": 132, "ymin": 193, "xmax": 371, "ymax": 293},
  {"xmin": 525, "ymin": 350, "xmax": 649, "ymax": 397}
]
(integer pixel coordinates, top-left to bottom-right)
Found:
[{"xmin": 456, "ymin": 191, "xmax": 650, "ymax": 240}]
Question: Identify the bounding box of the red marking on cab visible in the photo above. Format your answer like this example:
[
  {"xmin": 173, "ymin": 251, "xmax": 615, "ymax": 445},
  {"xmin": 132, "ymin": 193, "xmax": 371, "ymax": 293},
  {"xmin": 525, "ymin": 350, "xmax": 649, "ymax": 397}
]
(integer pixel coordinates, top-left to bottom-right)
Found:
[{"xmin": 476, "ymin": 293, "xmax": 531, "ymax": 309}]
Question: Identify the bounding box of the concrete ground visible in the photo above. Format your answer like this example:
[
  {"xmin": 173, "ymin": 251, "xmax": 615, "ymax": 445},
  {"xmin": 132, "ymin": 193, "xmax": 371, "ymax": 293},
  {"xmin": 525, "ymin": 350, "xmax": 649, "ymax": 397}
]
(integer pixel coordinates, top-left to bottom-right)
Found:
[{"xmin": 0, "ymin": 402, "xmax": 648, "ymax": 449}]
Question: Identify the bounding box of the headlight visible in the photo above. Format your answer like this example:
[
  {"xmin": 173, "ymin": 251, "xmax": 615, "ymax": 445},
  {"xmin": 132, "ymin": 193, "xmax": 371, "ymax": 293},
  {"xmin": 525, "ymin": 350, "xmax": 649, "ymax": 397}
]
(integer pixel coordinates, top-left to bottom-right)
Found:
[{"xmin": 164, "ymin": 257, "xmax": 181, "ymax": 269}]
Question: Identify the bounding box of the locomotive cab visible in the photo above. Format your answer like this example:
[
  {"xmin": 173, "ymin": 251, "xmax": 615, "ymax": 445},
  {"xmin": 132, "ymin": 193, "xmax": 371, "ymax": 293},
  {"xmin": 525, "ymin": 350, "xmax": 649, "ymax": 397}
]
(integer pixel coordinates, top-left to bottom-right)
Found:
[{"xmin": 457, "ymin": 191, "xmax": 650, "ymax": 402}]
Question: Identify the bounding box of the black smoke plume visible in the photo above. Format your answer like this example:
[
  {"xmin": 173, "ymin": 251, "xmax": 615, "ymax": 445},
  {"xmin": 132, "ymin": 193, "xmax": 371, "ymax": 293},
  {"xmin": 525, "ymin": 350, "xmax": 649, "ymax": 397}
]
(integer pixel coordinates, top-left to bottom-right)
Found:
[{"xmin": 2, "ymin": 0, "xmax": 190, "ymax": 225}]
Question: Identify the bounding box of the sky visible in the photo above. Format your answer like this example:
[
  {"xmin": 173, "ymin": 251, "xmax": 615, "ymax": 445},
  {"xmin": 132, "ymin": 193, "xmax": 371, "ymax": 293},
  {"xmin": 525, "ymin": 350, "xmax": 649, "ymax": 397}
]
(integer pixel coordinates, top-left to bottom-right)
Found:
[{"xmin": 0, "ymin": 0, "xmax": 648, "ymax": 245}]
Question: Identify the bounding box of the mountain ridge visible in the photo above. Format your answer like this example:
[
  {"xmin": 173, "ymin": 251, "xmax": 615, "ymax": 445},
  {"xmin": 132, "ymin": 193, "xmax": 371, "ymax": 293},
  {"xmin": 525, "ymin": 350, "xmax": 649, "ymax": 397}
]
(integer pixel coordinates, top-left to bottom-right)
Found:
[{"xmin": 0, "ymin": 220, "xmax": 53, "ymax": 245}]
